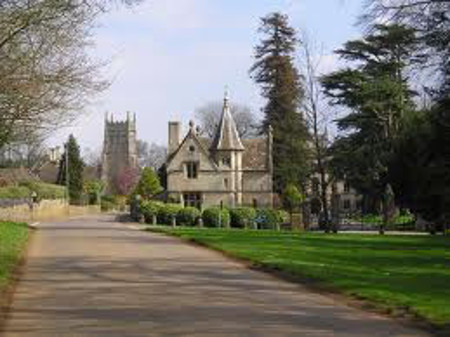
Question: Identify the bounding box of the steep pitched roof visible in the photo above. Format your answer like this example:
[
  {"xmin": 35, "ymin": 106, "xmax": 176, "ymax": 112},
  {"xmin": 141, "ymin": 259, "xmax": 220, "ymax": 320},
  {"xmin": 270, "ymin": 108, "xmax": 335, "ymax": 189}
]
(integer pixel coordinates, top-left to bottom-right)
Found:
[
  {"xmin": 210, "ymin": 93, "xmax": 244, "ymax": 151},
  {"xmin": 242, "ymin": 138, "xmax": 269, "ymax": 170}
]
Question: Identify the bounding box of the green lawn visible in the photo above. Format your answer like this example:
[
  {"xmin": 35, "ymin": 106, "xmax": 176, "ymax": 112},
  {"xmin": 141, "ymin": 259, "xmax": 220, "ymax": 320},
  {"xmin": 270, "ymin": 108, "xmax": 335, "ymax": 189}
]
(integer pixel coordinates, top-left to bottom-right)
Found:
[
  {"xmin": 0, "ymin": 221, "xmax": 29, "ymax": 289},
  {"xmin": 152, "ymin": 227, "xmax": 450, "ymax": 327}
]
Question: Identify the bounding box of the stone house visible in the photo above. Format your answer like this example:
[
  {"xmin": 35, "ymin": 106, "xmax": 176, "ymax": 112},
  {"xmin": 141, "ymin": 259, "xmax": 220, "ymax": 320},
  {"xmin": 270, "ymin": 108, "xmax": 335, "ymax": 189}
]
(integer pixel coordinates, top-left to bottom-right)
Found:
[{"xmin": 166, "ymin": 94, "xmax": 273, "ymax": 209}]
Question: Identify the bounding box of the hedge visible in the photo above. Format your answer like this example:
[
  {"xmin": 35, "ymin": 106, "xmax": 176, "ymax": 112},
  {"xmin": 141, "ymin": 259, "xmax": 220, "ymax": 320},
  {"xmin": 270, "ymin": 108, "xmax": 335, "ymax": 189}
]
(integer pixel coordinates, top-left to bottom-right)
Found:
[
  {"xmin": 177, "ymin": 207, "xmax": 201, "ymax": 226},
  {"xmin": 202, "ymin": 207, "xmax": 230, "ymax": 228},
  {"xmin": 230, "ymin": 207, "xmax": 257, "ymax": 228},
  {"xmin": 158, "ymin": 203, "xmax": 184, "ymax": 225},
  {"xmin": 140, "ymin": 200, "xmax": 164, "ymax": 223},
  {"xmin": 255, "ymin": 208, "xmax": 281, "ymax": 229},
  {"xmin": 0, "ymin": 186, "xmax": 30, "ymax": 199},
  {"xmin": 0, "ymin": 181, "xmax": 65, "ymax": 200}
]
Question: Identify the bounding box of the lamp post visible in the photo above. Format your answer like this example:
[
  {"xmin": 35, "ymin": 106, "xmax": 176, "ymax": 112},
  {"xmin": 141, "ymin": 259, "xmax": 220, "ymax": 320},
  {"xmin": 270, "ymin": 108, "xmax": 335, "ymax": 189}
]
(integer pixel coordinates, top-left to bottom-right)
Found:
[{"xmin": 65, "ymin": 142, "xmax": 70, "ymax": 205}]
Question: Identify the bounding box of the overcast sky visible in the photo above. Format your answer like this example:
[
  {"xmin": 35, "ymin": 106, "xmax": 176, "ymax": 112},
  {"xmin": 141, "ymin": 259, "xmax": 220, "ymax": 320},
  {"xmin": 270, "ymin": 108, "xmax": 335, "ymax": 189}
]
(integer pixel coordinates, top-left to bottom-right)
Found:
[{"xmin": 49, "ymin": 0, "xmax": 363, "ymax": 153}]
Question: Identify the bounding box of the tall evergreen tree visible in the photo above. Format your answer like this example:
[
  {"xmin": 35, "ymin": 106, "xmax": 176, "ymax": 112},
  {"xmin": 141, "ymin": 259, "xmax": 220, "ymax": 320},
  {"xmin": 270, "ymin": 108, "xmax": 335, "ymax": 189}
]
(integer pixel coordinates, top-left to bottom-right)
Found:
[
  {"xmin": 57, "ymin": 134, "xmax": 84, "ymax": 204},
  {"xmin": 322, "ymin": 24, "xmax": 418, "ymax": 216},
  {"xmin": 250, "ymin": 12, "xmax": 310, "ymax": 193}
]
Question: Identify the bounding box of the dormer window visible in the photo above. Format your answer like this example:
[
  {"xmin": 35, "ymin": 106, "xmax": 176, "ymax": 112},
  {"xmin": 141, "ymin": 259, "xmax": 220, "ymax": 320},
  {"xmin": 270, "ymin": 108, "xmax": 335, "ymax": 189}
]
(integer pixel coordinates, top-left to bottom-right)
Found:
[
  {"xmin": 222, "ymin": 156, "xmax": 231, "ymax": 166},
  {"xmin": 186, "ymin": 162, "xmax": 198, "ymax": 179}
]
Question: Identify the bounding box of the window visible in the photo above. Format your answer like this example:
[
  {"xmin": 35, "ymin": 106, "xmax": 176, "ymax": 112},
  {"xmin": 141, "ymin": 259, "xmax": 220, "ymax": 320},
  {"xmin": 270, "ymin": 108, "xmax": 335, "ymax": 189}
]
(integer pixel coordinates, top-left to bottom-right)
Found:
[
  {"xmin": 222, "ymin": 156, "xmax": 231, "ymax": 166},
  {"xmin": 189, "ymin": 145, "xmax": 195, "ymax": 152},
  {"xmin": 184, "ymin": 193, "xmax": 202, "ymax": 209},
  {"xmin": 344, "ymin": 181, "xmax": 350, "ymax": 193},
  {"xmin": 343, "ymin": 199, "xmax": 351, "ymax": 210},
  {"xmin": 224, "ymin": 178, "xmax": 229, "ymax": 189},
  {"xmin": 186, "ymin": 162, "xmax": 198, "ymax": 179}
]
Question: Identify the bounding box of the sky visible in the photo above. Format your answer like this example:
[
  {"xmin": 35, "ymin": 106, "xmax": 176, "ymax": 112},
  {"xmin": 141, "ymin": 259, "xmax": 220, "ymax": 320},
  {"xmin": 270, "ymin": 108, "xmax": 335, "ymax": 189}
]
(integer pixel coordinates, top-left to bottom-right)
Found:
[{"xmin": 49, "ymin": 0, "xmax": 363, "ymax": 154}]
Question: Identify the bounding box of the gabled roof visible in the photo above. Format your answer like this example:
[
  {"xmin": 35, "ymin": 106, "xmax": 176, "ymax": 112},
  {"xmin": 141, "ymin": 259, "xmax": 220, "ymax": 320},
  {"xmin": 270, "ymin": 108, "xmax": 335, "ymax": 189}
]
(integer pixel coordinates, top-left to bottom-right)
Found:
[
  {"xmin": 210, "ymin": 93, "xmax": 244, "ymax": 151},
  {"xmin": 167, "ymin": 124, "xmax": 219, "ymax": 170}
]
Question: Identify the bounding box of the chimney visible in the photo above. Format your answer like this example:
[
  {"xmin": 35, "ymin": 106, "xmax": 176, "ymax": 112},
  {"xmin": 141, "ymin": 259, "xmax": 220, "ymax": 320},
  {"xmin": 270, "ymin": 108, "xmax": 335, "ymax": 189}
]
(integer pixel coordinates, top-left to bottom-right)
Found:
[{"xmin": 168, "ymin": 121, "xmax": 181, "ymax": 156}]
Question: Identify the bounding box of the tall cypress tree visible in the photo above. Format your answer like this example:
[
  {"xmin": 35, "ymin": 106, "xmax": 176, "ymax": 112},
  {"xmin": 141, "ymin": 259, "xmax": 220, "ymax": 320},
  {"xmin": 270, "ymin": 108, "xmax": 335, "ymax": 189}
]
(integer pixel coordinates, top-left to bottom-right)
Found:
[
  {"xmin": 250, "ymin": 12, "xmax": 310, "ymax": 193},
  {"xmin": 57, "ymin": 134, "xmax": 84, "ymax": 204}
]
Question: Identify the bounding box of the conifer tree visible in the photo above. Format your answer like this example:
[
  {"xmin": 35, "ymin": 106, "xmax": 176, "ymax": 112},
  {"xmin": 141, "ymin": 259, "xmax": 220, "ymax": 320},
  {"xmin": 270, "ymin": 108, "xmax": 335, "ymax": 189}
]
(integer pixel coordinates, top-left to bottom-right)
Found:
[
  {"xmin": 57, "ymin": 134, "xmax": 84, "ymax": 204},
  {"xmin": 321, "ymin": 24, "xmax": 418, "ymax": 216},
  {"xmin": 250, "ymin": 12, "xmax": 310, "ymax": 193},
  {"xmin": 133, "ymin": 167, "xmax": 162, "ymax": 200}
]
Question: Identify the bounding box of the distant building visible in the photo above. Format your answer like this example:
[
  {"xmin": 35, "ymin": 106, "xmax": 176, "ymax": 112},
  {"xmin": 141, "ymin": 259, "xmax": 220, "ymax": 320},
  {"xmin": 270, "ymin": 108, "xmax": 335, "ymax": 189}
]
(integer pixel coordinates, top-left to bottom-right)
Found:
[
  {"xmin": 101, "ymin": 112, "xmax": 138, "ymax": 193},
  {"xmin": 166, "ymin": 93, "xmax": 273, "ymax": 209}
]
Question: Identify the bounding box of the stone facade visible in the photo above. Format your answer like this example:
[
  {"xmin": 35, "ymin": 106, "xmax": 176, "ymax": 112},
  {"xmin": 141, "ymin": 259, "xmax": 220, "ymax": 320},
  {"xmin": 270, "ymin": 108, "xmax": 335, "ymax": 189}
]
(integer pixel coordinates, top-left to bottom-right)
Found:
[
  {"xmin": 166, "ymin": 94, "xmax": 273, "ymax": 209},
  {"xmin": 101, "ymin": 112, "xmax": 138, "ymax": 193},
  {"xmin": 309, "ymin": 173, "xmax": 363, "ymax": 213}
]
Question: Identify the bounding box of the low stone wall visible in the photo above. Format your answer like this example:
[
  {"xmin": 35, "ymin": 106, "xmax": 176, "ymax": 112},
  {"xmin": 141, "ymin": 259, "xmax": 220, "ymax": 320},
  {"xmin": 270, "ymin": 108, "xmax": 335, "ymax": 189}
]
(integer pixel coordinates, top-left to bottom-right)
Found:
[{"xmin": 0, "ymin": 199, "xmax": 100, "ymax": 222}]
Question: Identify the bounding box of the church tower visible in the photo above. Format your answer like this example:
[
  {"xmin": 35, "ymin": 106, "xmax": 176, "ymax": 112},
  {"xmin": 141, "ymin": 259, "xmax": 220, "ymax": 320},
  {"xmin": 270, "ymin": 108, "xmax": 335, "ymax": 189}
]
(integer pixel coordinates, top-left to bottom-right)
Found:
[
  {"xmin": 211, "ymin": 91, "xmax": 245, "ymax": 206},
  {"xmin": 101, "ymin": 112, "xmax": 138, "ymax": 193}
]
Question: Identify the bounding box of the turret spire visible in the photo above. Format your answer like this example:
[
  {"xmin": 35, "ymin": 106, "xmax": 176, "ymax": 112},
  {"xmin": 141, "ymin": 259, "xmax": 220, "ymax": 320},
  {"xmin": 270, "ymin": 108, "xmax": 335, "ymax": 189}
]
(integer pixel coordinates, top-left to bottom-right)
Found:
[{"xmin": 211, "ymin": 89, "xmax": 244, "ymax": 151}]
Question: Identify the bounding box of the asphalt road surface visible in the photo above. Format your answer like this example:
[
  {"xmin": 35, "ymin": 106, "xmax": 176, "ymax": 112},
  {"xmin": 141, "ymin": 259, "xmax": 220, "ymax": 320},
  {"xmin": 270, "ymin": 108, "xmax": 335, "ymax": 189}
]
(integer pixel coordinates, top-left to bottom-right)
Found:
[{"xmin": 1, "ymin": 215, "xmax": 431, "ymax": 337}]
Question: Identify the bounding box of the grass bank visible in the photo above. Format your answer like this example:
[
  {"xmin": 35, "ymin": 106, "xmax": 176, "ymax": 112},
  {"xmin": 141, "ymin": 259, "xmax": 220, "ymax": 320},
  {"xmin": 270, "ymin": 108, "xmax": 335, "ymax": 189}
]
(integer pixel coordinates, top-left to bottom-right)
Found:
[
  {"xmin": 151, "ymin": 227, "xmax": 450, "ymax": 329},
  {"xmin": 0, "ymin": 221, "xmax": 29, "ymax": 290}
]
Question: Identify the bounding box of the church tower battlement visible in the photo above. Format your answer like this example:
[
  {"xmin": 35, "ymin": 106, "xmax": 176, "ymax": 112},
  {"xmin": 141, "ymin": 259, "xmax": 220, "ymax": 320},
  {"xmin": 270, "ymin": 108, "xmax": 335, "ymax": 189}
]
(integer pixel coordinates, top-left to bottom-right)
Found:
[{"xmin": 101, "ymin": 112, "xmax": 138, "ymax": 193}]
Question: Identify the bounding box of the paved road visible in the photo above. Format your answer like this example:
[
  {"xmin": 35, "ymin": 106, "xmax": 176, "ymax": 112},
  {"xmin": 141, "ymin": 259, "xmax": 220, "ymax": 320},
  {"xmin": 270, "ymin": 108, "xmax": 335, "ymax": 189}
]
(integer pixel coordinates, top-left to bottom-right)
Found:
[{"xmin": 1, "ymin": 215, "xmax": 431, "ymax": 337}]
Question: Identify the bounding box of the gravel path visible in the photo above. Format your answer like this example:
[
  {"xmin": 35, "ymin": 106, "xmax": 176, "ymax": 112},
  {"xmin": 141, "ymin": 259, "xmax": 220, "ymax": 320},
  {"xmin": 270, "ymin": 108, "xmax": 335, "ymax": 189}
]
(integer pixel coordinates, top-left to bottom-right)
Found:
[{"xmin": 1, "ymin": 215, "xmax": 431, "ymax": 336}]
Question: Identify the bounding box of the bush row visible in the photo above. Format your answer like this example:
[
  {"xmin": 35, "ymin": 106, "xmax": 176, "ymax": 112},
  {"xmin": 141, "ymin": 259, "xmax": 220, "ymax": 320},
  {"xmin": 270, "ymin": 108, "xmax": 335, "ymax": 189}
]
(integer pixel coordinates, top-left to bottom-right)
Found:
[{"xmin": 139, "ymin": 201, "xmax": 287, "ymax": 229}]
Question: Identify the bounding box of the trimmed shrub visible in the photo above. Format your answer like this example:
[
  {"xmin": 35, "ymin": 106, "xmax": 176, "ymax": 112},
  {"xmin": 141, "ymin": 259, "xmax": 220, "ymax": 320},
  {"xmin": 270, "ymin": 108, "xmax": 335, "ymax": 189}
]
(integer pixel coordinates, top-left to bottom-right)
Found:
[
  {"xmin": 158, "ymin": 203, "xmax": 183, "ymax": 225},
  {"xmin": 277, "ymin": 210, "xmax": 289, "ymax": 224},
  {"xmin": 177, "ymin": 207, "xmax": 201, "ymax": 226},
  {"xmin": 255, "ymin": 208, "xmax": 280, "ymax": 229},
  {"xmin": 202, "ymin": 207, "xmax": 230, "ymax": 228},
  {"xmin": 100, "ymin": 195, "xmax": 117, "ymax": 212},
  {"xmin": 230, "ymin": 207, "xmax": 257, "ymax": 228},
  {"xmin": 140, "ymin": 201, "xmax": 163, "ymax": 224}
]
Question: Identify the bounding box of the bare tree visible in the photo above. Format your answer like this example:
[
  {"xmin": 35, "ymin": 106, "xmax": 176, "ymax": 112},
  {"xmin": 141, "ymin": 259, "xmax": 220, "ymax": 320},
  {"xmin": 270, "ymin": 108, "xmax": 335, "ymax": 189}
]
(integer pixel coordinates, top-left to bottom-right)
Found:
[
  {"xmin": 83, "ymin": 147, "xmax": 102, "ymax": 167},
  {"xmin": 299, "ymin": 33, "xmax": 333, "ymax": 230},
  {"xmin": 0, "ymin": 131, "xmax": 47, "ymax": 169},
  {"xmin": 0, "ymin": 0, "xmax": 140, "ymax": 150},
  {"xmin": 195, "ymin": 101, "xmax": 260, "ymax": 138},
  {"xmin": 138, "ymin": 140, "xmax": 167, "ymax": 170}
]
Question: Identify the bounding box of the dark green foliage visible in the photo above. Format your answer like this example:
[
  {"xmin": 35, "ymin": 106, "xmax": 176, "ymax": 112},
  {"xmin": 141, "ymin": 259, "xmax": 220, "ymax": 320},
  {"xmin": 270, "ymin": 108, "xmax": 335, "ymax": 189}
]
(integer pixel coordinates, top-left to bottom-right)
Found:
[
  {"xmin": 157, "ymin": 163, "xmax": 167, "ymax": 190},
  {"xmin": 250, "ymin": 12, "xmax": 310, "ymax": 192},
  {"xmin": 133, "ymin": 167, "xmax": 162, "ymax": 200},
  {"xmin": 157, "ymin": 203, "xmax": 183, "ymax": 225},
  {"xmin": 57, "ymin": 135, "xmax": 84, "ymax": 204},
  {"xmin": 391, "ymin": 98, "xmax": 450, "ymax": 227},
  {"xmin": 176, "ymin": 207, "xmax": 201, "ymax": 227},
  {"xmin": 322, "ymin": 24, "xmax": 419, "ymax": 212},
  {"xmin": 202, "ymin": 207, "xmax": 230, "ymax": 228},
  {"xmin": 229, "ymin": 207, "xmax": 257, "ymax": 228},
  {"xmin": 139, "ymin": 200, "xmax": 163, "ymax": 224},
  {"xmin": 157, "ymin": 229, "xmax": 450, "ymax": 326},
  {"xmin": 0, "ymin": 221, "xmax": 28, "ymax": 288},
  {"xmin": 100, "ymin": 195, "xmax": 117, "ymax": 212},
  {"xmin": 255, "ymin": 208, "xmax": 281, "ymax": 229}
]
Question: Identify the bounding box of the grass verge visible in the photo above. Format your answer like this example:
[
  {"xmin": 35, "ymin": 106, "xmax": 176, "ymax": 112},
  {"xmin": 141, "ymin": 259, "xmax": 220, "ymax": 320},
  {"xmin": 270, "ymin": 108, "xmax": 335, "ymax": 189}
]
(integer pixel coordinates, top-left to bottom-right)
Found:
[
  {"xmin": 150, "ymin": 227, "xmax": 450, "ymax": 331},
  {"xmin": 0, "ymin": 221, "xmax": 29, "ymax": 322}
]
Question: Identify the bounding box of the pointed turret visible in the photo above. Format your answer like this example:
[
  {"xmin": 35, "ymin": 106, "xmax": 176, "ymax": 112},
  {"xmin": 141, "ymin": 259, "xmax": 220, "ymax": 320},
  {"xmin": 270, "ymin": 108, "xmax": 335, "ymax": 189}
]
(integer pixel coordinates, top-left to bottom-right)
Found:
[{"xmin": 211, "ymin": 90, "xmax": 244, "ymax": 151}]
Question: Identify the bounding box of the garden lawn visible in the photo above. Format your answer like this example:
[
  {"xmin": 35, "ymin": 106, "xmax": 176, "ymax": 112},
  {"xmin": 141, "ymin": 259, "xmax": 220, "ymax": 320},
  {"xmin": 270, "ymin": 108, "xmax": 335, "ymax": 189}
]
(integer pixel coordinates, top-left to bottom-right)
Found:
[
  {"xmin": 0, "ymin": 221, "xmax": 28, "ymax": 290},
  {"xmin": 153, "ymin": 228, "xmax": 450, "ymax": 327}
]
